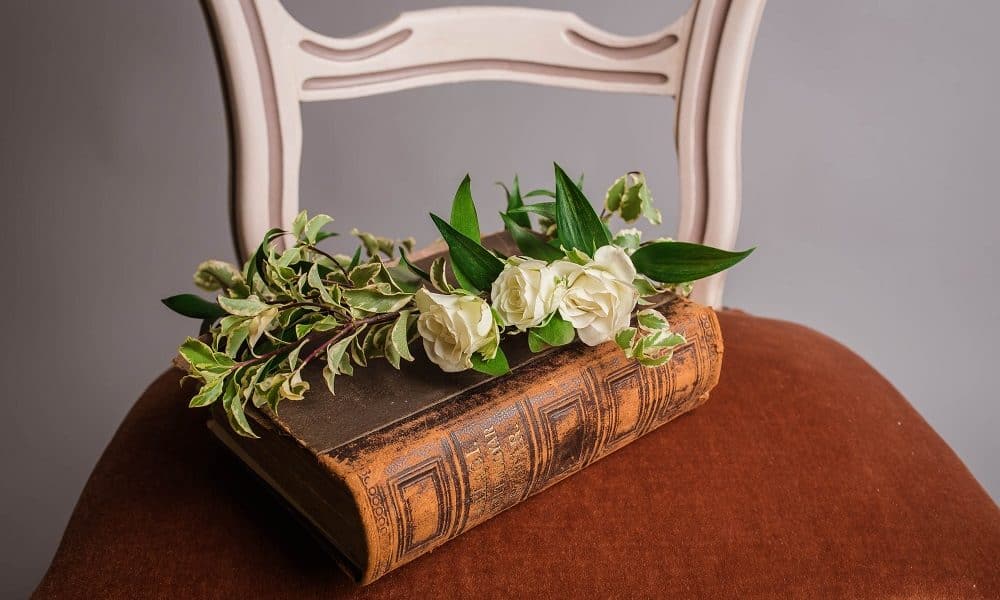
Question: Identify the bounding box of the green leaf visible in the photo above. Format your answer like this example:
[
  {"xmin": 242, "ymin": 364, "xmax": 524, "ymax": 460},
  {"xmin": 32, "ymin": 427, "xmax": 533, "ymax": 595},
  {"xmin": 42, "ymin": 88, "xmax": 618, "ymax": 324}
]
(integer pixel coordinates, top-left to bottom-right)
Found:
[
  {"xmin": 399, "ymin": 247, "xmax": 431, "ymax": 281},
  {"xmin": 500, "ymin": 213, "xmax": 563, "ymax": 261},
  {"xmin": 449, "ymin": 174, "xmax": 480, "ymax": 242},
  {"xmin": 348, "ymin": 246, "xmax": 362, "ymax": 270},
  {"xmin": 612, "ymin": 229, "xmax": 642, "ymax": 253},
  {"xmin": 287, "ymin": 339, "xmax": 309, "ymax": 370},
  {"xmin": 605, "ymin": 175, "xmax": 626, "ymax": 212},
  {"xmin": 638, "ymin": 181, "xmax": 661, "ymax": 225},
  {"xmin": 554, "ymin": 163, "xmax": 610, "ymax": 255},
  {"xmin": 349, "ymin": 263, "xmax": 381, "ymax": 287},
  {"xmin": 291, "ymin": 211, "xmax": 309, "ymax": 239},
  {"xmin": 524, "ymin": 189, "xmax": 556, "ymax": 199},
  {"xmin": 193, "ymin": 260, "xmax": 248, "ymax": 296},
  {"xmin": 528, "ymin": 330, "xmax": 548, "ymax": 353},
  {"xmin": 341, "ymin": 287, "xmax": 413, "ymax": 314},
  {"xmin": 630, "ymin": 242, "xmax": 754, "ymax": 284},
  {"xmin": 471, "ymin": 347, "xmax": 510, "ymax": 376},
  {"xmin": 389, "ymin": 311, "xmax": 415, "ymax": 363},
  {"xmin": 361, "ymin": 323, "xmax": 392, "ymax": 359},
  {"xmin": 498, "ymin": 176, "xmax": 530, "ymax": 228},
  {"xmin": 162, "ymin": 294, "xmax": 227, "ymax": 320},
  {"xmin": 304, "ymin": 214, "xmax": 334, "ymax": 244},
  {"xmin": 179, "ymin": 337, "xmax": 235, "ymax": 373},
  {"xmin": 632, "ymin": 277, "xmax": 660, "ymax": 297},
  {"xmin": 223, "ymin": 376, "xmax": 258, "ymax": 438},
  {"xmin": 322, "ymin": 327, "xmax": 365, "ymax": 395},
  {"xmin": 246, "ymin": 227, "xmax": 285, "ymax": 286},
  {"xmin": 531, "ymin": 314, "xmax": 575, "ymax": 347},
  {"xmin": 620, "ymin": 183, "xmax": 643, "ymax": 222},
  {"xmin": 307, "ymin": 263, "xmax": 325, "ymax": 290},
  {"xmin": 430, "ymin": 213, "xmax": 504, "ymax": 293},
  {"xmin": 189, "ymin": 375, "xmax": 226, "ymax": 408},
  {"xmin": 224, "ymin": 324, "xmax": 250, "ymax": 357},
  {"xmin": 429, "ymin": 257, "xmax": 454, "ymax": 293},
  {"xmin": 507, "ymin": 202, "xmax": 556, "ymax": 221},
  {"xmin": 615, "ymin": 327, "xmax": 637, "ymax": 352},
  {"xmin": 636, "ymin": 308, "xmax": 669, "ymax": 331},
  {"xmin": 218, "ymin": 295, "xmax": 270, "ymax": 317}
]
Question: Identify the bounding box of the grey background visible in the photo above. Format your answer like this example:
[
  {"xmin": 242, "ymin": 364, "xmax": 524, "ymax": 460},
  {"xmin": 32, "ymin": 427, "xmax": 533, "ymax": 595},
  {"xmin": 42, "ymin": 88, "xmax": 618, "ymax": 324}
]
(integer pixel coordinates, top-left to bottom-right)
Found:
[{"xmin": 2, "ymin": 1, "xmax": 997, "ymax": 596}]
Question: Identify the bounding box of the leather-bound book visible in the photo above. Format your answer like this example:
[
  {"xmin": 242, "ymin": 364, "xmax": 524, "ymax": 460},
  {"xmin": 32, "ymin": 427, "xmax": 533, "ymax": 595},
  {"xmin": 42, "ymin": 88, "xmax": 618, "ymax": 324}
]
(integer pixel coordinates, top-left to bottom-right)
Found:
[{"xmin": 207, "ymin": 233, "xmax": 725, "ymax": 585}]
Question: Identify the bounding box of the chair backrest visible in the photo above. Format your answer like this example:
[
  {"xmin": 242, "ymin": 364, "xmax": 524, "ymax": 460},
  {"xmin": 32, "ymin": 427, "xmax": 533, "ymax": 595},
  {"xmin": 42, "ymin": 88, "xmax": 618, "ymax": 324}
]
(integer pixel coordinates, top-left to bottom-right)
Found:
[{"xmin": 201, "ymin": 0, "xmax": 765, "ymax": 307}]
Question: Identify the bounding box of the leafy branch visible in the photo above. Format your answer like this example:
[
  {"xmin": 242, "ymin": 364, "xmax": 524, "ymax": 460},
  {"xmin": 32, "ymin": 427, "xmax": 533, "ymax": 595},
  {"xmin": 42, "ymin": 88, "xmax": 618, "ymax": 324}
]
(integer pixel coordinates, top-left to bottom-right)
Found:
[{"xmin": 165, "ymin": 164, "xmax": 753, "ymax": 438}]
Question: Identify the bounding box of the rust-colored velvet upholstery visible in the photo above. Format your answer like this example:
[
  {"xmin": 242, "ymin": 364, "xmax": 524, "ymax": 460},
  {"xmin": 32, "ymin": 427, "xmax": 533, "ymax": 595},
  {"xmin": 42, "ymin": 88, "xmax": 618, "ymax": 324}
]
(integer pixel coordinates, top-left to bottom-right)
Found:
[{"xmin": 34, "ymin": 311, "xmax": 1000, "ymax": 598}]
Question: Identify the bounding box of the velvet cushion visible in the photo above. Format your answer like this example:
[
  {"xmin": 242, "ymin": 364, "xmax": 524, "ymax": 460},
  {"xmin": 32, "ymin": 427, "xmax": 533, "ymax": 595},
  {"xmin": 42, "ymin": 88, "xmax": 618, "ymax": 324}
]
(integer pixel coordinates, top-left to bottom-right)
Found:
[{"xmin": 33, "ymin": 311, "xmax": 1000, "ymax": 599}]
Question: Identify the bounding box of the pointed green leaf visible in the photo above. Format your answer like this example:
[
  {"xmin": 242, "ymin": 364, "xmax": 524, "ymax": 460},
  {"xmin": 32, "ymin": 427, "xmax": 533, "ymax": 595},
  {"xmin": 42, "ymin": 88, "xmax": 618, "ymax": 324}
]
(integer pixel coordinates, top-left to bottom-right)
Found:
[
  {"xmin": 389, "ymin": 310, "xmax": 415, "ymax": 362},
  {"xmin": 304, "ymin": 214, "xmax": 334, "ymax": 244},
  {"xmin": 471, "ymin": 347, "xmax": 510, "ymax": 376},
  {"xmin": 348, "ymin": 246, "xmax": 362, "ymax": 270},
  {"xmin": 307, "ymin": 263, "xmax": 325, "ymax": 290},
  {"xmin": 615, "ymin": 327, "xmax": 638, "ymax": 352},
  {"xmin": 189, "ymin": 376, "xmax": 226, "ymax": 408},
  {"xmin": 162, "ymin": 294, "xmax": 227, "ymax": 320},
  {"xmin": 630, "ymin": 242, "xmax": 754, "ymax": 284},
  {"xmin": 531, "ymin": 314, "xmax": 575, "ymax": 347},
  {"xmin": 605, "ymin": 175, "xmax": 626, "ymax": 212},
  {"xmin": 449, "ymin": 174, "xmax": 480, "ymax": 242},
  {"xmin": 287, "ymin": 339, "xmax": 309, "ymax": 370},
  {"xmin": 429, "ymin": 257, "xmax": 454, "ymax": 293},
  {"xmin": 500, "ymin": 213, "xmax": 563, "ymax": 261},
  {"xmin": 224, "ymin": 324, "xmax": 250, "ymax": 357},
  {"xmin": 349, "ymin": 263, "xmax": 381, "ymax": 287},
  {"xmin": 498, "ymin": 176, "xmax": 530, "ymax": 228},
  {"xmin": 429, "ymin": 213, "xmax": 504, "ymax": 292},
  {"xmin": 399, "ymin": 247, "xmax": 431, "ymax": 281},
  {"xmin": 193, "ymin": 260, "xmax": 248, "ymax": 295},
  {"xmin": 507, "ymin": 202, "xmax": 556, "ymax": 221},
  {"xmin": 223, "ymin": 375, "xmax": 258, "ymax": 437},
  {"xmin": 218, "ymin": 295, "xmax": 270, "ymax": 317},
  {"xmin": 246, "ymin": 227, "xmax": 285, "ymax": 286},
  {"xmin": 527, "ymin": 330, "xmax": 548, "ymax": 353},
  {"xmin": 554, "ymin": 163, "xmax": 610, "ymax": 255},
  {"xmin": 620, "ymin": 183, "xmax": 644, "ymax": 222},
  {"xmin": 291, "ymin": 211, "xmax": 309, "ymax": 239},
  {"xmin": 636, "ymin": 308, "xmax": 669, "ymax": 331},
  {"xmin": 179, "ymin": 337, "xmax": 234, "ymax": 373},
  {"xmin": 341, "ymin": 287, "xmax": 413, "ymax": 314},
  {"xmin": 323, "ymin": 327, "xmax": 365, "ymax": 394}
]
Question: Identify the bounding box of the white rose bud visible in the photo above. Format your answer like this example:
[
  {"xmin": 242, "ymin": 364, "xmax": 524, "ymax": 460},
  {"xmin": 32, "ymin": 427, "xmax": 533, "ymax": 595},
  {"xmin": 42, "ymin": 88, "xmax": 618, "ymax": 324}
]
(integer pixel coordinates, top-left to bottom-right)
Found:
[
  {"xmin": 490, "ymin": 257, "xmax": 562, "ymax": 331},
  {"xmin": 552, "ymin": 245, "xmax": 639, "ymax": 346},
  {"xmin": 414, "ymin": 288, "xmax": 499, "ymax": 372}
]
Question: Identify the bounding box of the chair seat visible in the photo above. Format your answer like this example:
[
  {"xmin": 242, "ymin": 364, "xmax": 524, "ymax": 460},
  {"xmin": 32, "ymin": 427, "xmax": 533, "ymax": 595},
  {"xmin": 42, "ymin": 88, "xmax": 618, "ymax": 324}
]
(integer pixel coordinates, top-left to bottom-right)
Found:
[{"xmin": 34, "ymin": 311, "xmax": 1000, "ymax": 599}]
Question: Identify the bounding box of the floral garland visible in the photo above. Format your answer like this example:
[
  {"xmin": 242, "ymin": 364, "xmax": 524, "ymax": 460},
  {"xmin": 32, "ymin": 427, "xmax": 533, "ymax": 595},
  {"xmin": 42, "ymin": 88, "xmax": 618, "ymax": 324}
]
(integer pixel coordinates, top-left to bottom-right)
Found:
[{"xmin": 164, "ymin": 164, "xmax": 752, "ymax": 437}]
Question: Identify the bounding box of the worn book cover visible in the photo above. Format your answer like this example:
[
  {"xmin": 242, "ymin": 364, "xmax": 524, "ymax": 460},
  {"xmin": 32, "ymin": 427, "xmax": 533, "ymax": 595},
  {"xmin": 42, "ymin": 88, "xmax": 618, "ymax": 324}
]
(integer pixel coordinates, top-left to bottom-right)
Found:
[{"xmin": 208, "ymin": 234, "xmax": 724, "ymax": 585}]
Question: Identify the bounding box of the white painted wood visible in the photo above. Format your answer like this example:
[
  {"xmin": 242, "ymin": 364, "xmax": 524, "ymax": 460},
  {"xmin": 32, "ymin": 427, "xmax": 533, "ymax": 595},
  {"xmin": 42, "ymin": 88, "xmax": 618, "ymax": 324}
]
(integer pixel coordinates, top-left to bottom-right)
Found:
[
  {"xmin": 690, "ymin": 0, "xmax": 767, "ymax": 307},
  {"xmin": 201, "ymin": 0, "xmax": 766, "ymax": 307}
]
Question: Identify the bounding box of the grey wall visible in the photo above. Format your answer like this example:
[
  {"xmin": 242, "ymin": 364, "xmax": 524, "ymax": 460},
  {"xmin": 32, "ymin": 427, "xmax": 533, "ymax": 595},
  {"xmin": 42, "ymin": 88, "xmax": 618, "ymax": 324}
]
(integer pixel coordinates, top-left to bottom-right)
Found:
[{"xmin": 2, "ymin": 1, "xmax": 997, "ymax": 596}]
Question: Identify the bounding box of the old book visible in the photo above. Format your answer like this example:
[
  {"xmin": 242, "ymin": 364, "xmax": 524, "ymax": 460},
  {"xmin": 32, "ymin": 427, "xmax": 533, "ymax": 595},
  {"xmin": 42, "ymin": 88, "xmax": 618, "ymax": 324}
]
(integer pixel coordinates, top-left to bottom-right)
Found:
[{"xmin": 207, "ymin": 234, "xmax": 725, "ymax": 585}]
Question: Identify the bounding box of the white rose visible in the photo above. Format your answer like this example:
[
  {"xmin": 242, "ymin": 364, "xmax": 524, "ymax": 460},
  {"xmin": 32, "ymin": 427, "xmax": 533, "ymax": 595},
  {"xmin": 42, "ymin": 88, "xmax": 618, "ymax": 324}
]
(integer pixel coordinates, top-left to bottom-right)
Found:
[
  {"xmin": 552, "ymin": 245, "xmax": 639, "ymax": 346},
  {"xmin": 490, "ymin": 257, "xmax": 562, "ymax": 331},
  {"xmin": 415, "ymin": 288, "xmax": 499, "ymax": 372}
]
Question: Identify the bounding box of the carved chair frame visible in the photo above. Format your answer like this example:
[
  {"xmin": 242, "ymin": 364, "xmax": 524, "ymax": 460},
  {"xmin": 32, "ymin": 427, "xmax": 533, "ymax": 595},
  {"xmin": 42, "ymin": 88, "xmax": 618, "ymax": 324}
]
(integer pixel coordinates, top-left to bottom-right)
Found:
[{"xmin": 201, "ymin": 0, "xmax": 765, "ymax": 307}]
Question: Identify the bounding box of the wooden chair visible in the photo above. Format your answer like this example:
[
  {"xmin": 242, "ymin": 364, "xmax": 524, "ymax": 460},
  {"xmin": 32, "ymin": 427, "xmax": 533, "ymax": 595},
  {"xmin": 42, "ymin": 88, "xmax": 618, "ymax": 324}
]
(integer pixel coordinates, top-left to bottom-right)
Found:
[{"xmin": 34, "ymin": 1, "xmax": 1000, "ymax": 597}]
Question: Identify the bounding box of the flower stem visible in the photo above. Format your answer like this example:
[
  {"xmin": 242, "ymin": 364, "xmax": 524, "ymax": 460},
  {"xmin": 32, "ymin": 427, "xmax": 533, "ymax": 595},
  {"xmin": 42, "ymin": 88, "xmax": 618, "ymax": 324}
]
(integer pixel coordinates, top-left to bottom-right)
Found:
[{"xmin": 300, "ymin": 311, "xmax": 400, "ymax": 366}]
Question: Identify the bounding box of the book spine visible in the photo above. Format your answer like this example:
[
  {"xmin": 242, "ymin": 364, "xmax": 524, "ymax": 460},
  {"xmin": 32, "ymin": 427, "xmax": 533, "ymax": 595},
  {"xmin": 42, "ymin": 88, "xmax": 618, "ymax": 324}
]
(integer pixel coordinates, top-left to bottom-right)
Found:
[{"xmin": 327, "ymin": 305, "xmax": 723, "ymax": 584}]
